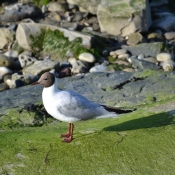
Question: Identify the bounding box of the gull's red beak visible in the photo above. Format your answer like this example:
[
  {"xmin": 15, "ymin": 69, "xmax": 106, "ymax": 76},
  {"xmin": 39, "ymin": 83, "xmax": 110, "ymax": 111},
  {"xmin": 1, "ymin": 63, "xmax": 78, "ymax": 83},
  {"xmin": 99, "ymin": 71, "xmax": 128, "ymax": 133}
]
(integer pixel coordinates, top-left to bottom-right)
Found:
[{"xmin": 31, "ymin": 81, "xmax": 40, "ymax": 86}]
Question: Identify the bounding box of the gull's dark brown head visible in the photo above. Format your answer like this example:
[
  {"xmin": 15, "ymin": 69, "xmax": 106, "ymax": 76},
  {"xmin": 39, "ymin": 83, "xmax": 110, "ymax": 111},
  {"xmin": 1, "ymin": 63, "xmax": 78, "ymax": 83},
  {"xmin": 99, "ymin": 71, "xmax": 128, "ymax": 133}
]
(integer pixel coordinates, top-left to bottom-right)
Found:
[{"xmin": 31, "ymin": 72, "xmax": 55, "ymax": 88}]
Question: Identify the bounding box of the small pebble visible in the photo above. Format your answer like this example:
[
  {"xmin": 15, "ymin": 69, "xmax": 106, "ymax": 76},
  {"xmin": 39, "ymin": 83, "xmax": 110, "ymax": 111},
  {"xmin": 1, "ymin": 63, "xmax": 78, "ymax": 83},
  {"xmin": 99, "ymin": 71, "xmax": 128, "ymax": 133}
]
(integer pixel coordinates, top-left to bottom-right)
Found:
[
  {"xmin": 164, "ymin": 32, "xmax": 175, "ymax": 40},
  {"xmin": 157, "ymin": 53, "xmax": 173, "ymax": 62},
  {"xmin": 115, "ymin": 49, "xmax": 127, "ymax": 55},
  {"xmin": 162, "ymin": 60, "xmax": 175, "ymax": 72},
  {"xmin": 78, "ymin": 53, "xmax": 96, "ymax": 63}
]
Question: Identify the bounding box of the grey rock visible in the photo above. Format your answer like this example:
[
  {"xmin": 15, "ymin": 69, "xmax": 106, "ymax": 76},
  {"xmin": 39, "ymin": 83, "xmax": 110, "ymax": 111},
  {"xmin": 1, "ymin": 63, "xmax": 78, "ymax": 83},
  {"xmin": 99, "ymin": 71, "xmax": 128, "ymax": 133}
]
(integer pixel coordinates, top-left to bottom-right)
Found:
[
  {"xmin": 2, "ymin": 70, "xmax": 175, "ymax": 116},
  {"xmin": 151, "ymin": 15, "xmax": 175, "ymax": 32},
  {"xmin": 127, "ymin": 33, "xmax": 143, "ymax": 46},
  {"xmin": 16, "ymin": 23, "xmax": 93, "ymax": 50},
  {"xmin": 6, "ymin": 79, "xmax": 25, "ymax": 89},
  {"xmin": 67, "ymin": 0, "xmax": 99, "ymax": 14},
  {"xmin": 0, "ymin": 3, "xmax": 42, "ymax": 22},
  {"xmin": 22, "ymin": 59, "xmax": 59, "ymax": 76},
  {"xmin": 47, "ymin": 1, "xmax": 68, "ymax": 13},
  {"xmin": 11, "ymin": 73, "xmax": 39, "ymax": 85},
  {"xmin": 149, "ymin": 0, "xmax": 168, "ymax": 7},
  {"xmin": 129, "ymin": 56, "xmax": 160, "ymax": 70},
  {"xmin": 0, "ymin": 28, "xmax": 15, "ymax": 49},
  {"xmin": 68, "ymin": 57, "xmax": 89, "ymax": 74},
  {"xmin": 0, "ymin": 84, "xmax": 43, "ymax": 115},
  {"xmin": 0, "ymin": 83, "xmax": 9, "ymax": 92},
  {"xmin": 72, "ymin": 11, "xmax": 83, "ymax": 22},
  {"xmin": 122, "ymin": 42, "xmax": 175, "ymax": 58},
  {"xmin": 97, "ymin": 0, "xmax": 152, "ymax": 36},
  {"xmin": 61, "ymin": 22, "xmax": 78, "ymax": 31}
]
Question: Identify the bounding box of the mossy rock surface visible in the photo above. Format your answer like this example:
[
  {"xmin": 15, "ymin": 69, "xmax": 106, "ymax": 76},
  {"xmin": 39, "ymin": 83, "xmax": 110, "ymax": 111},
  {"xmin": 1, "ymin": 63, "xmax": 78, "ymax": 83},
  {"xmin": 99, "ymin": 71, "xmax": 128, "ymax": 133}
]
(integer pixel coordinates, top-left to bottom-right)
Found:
[
  {"xmin": 30, "ymin": 29, "xmax": 106, "ymax": 60},
  {"xmin": 1, "ymin": 103, "xmax": 175, "ymax": 175}
]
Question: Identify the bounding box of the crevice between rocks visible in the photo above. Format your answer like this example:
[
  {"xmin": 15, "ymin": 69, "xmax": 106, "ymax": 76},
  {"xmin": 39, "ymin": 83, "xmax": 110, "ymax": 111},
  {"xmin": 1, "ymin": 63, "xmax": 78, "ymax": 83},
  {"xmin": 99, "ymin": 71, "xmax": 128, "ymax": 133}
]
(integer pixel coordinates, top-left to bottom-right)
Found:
[{"xmin": 112, "ymin": 77, "xmax": 146, "ymax": 90}]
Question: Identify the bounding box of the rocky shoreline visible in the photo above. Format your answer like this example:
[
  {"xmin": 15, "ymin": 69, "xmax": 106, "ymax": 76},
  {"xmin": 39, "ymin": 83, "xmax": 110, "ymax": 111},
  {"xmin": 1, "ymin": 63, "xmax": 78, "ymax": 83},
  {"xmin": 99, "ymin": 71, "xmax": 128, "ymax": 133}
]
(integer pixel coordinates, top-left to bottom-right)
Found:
[
  {"xmin": 0, "ymin": 0, "xmax": 175, "ymax": 115},
  {"xmin": 2, "ymin": 69, "xmax": 175, "ymax": 116}
]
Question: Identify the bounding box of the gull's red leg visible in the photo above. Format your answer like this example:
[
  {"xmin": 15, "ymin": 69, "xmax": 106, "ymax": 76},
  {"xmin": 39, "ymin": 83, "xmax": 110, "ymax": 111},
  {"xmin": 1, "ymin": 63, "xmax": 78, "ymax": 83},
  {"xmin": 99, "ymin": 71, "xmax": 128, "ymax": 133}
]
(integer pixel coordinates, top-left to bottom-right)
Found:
[
  {"xmin": 62, "ymin": 123, "xmax": 74, "ymax": 143},
  {"xmin": 60, "ymin": 123, "xmax": 71, "ymax": 138}
]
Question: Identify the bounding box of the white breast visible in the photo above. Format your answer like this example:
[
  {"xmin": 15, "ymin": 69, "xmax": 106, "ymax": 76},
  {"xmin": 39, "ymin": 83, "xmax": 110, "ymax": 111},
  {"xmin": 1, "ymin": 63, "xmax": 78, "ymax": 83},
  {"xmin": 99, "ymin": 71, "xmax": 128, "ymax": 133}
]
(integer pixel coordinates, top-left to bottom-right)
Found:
[{"xmin": 42, "ymin": 86, "xmax": 80, "ymax": 123}]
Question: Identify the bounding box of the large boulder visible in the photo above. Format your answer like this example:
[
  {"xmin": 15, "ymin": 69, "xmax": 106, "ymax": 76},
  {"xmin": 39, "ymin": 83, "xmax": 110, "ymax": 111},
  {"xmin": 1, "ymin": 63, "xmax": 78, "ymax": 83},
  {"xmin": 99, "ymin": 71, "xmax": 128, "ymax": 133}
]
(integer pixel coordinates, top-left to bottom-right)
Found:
[
  {"xmin": 97, "ymin": 0, "xmax": 152, "ymax": 36},
  {"xmin": 16, "ymin": 23, "xmax": 93, "ymax": 50},
  {"xmin": 67, "ymin": 0, "xmax": 152, "ymax": 36}
]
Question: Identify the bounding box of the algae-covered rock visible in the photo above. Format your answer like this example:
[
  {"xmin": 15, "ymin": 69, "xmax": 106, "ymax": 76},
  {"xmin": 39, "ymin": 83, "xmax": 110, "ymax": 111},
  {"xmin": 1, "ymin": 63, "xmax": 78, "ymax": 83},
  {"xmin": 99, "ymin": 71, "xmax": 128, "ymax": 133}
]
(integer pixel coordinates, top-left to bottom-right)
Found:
[
  {"xmin": 16, "ymin": 23, "xmax": 106, "ymax": 60},
  {"xmin": 0, "ymin": 104, "xmax": 55, "ymax": 130}
]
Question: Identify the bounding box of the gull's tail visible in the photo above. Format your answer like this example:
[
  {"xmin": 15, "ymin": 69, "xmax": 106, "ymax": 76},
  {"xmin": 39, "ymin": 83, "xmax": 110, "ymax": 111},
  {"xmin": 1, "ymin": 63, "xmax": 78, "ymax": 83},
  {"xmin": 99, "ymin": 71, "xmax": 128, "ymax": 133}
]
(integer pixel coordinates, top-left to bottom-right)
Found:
[{"xmin": 95, "ymin": 105, "xmax": 136, "ymax": 119}]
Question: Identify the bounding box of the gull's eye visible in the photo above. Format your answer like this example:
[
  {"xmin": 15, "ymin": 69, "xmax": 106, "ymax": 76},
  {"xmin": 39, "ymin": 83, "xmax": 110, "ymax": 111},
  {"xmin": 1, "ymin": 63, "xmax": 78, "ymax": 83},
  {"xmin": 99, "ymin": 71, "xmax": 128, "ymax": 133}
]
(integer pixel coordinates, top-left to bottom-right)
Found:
[{"xmin": 44, "ymin": 78, "xmax": 48, "ymax": 80}]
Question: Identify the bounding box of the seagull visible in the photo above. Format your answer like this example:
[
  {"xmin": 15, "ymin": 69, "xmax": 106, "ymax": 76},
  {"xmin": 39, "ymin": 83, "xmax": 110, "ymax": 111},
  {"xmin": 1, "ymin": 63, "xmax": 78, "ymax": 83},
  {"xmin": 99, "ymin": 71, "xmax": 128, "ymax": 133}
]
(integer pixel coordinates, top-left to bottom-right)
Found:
[{"xmin": 31, "ymin": 72, "xmax": 119, "ymax": 143}]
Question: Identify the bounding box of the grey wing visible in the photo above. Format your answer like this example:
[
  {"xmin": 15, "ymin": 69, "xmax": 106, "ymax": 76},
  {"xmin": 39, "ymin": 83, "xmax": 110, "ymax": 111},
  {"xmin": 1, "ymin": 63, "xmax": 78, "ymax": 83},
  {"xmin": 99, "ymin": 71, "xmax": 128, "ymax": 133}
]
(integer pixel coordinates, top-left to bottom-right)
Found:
[{"xmin": 55, "ymin": 91, "xmax": 109, "ymax": 120}]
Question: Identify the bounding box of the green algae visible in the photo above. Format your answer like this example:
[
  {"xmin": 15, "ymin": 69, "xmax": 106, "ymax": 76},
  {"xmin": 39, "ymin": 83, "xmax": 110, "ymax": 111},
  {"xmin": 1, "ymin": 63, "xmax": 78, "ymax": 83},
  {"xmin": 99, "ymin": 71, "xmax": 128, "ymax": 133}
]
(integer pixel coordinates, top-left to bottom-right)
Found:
[
  {"xmin": 1, "ymin": 107, "xmax": 175, "ymax": 175},
  {"xmin": 33, "ymin": 0, "xmax": 51, "ymax": 6},
  {"xmin": 0, "ymin": 104, "xmax": 56, "ymax": 130},
  {"xmin": 30, "ymin": 29, "xmax": 105, "ymax": 60},
  {"xmin": 134, "ymin": 69, "xmax": 160, "ymax": 79}
]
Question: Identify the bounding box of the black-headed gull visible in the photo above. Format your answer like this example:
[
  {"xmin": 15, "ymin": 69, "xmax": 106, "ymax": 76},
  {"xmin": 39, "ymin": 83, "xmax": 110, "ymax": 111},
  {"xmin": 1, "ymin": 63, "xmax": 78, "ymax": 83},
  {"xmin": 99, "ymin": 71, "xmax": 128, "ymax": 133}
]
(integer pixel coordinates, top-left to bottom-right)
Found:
[{"xmin": 31, "ymin": 72, "xmax": 118, "ymax": 143}]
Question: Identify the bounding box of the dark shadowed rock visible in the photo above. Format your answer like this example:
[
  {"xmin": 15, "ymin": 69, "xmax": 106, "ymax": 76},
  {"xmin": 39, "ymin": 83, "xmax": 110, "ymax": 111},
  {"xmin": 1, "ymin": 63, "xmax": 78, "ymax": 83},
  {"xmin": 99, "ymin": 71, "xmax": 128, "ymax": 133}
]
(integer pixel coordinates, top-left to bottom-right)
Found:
[{"xmin": 0, "ymin": 3, "xmax": 42, "ymax": 22}]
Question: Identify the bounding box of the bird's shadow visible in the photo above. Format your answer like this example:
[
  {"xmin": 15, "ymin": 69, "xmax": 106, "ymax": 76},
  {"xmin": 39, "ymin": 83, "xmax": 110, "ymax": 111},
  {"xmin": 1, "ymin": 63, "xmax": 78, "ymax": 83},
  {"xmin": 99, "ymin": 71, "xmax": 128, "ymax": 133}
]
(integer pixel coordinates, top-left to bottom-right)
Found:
[{"xmin": 103, "ymin": 111, "xmax": 175, "ymax": 132}]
